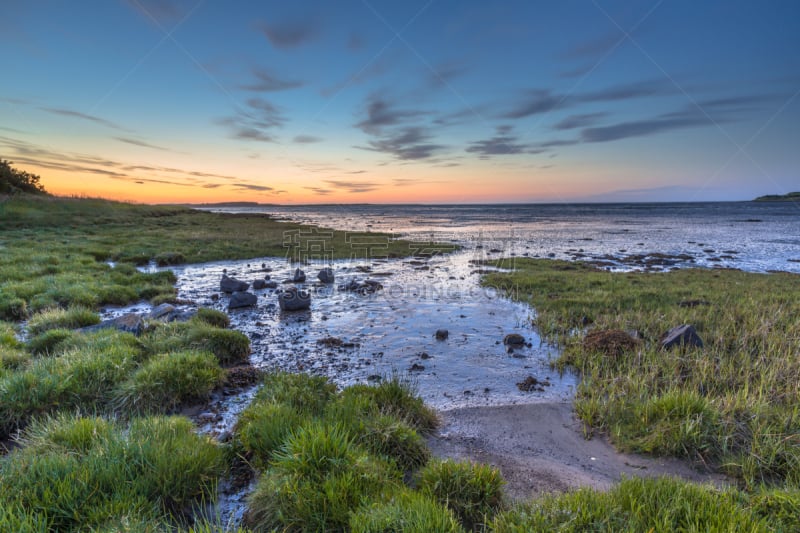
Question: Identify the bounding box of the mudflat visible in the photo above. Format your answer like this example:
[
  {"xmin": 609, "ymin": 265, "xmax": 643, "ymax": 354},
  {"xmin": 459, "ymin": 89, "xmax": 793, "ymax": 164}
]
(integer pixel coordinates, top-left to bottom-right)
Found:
[{"xmin": 429, "ymin": 401, "xmax": 729, "ymax": 501}]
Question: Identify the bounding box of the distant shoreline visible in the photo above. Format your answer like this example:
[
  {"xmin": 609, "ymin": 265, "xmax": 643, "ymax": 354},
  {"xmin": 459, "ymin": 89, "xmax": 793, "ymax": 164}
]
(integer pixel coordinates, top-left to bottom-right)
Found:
[{"xmin": 753, "ymin": 192, "xmax": 800, "ymax": 202}]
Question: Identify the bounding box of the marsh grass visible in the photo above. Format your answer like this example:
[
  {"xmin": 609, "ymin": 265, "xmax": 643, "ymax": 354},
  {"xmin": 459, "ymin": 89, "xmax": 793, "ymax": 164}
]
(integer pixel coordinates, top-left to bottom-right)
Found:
[
  {"xmin": 194, "ymin": 307, "xmax": 231, "ymax": 329},
  {"xmin": 26, "ymin": 306, "xmax": 100, "ymax": 335},
  {"xmin": 490, "ymin": 476, "xmax": 768, "ymax": 532},
  {"xmin": 26, "ymin": 328, "xmax": 75, "ymax": 355},
  {"xmin": 417, "ymin": 459, "xmax": 506, "ymax": 531},
  {"xmin": 141, "ymin": 321, "xmax": 250, "ymax": 366},
  {"xmin": 350, "ymin": 490, "xmax": 464, "ymax": 533},
  {"xmin": 0, "ymin": 414, "xmax": 225, "ymax": 531},
  {"xmin": 483, "ymin": 259, "xmax": 800, "ymax": 488}
]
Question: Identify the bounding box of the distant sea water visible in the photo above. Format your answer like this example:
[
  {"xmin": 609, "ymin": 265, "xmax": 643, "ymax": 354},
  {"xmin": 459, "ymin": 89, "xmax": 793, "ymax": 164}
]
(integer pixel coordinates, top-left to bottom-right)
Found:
[{"xmin": 201, "ymin": 202, "xmax": 800, "ymax": 273}]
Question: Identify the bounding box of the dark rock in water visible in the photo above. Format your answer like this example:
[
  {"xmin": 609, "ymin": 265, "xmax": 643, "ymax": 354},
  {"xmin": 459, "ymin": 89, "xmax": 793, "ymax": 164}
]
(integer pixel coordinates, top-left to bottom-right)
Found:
[
  {"xmin": 263, "ymin": 280, "xmax": 279, "ymax": 289},
  {"xmin": 661, "ymin": 324, "xmax": 703, "ymax": 350},
  {"xmin": 338, "ymin": 278, "xmax": 383, "ymax": 294},
  {"xmin": 278, "ymin": 287, "xmax": 311, "ymax": 311},
  {"xmin": 503, "ymin": 333, "xmax": 526, "ymax": 345},
  {"xmin": 516, "ymin": 375, "xmax": 550, "ymax": 392},
  {"xmin": 292, "ymin": 268, "xmax": 306, "ymax": 283},
  {"xmin": 435, "ymin": 329, "xmax": 449, "ymax": 341},
  {"xmin": 210, "ymin": 293, "xmax": 219, "ymax": 301},
  {"xmin": 252, "ymin": 279, "xmax": 267, "ymax": 290},
  {"xmin": 148, "ymin": 303, "xmax": 175, "ymax": 320},
  {"xmin": 409, "ymin": 363, "xmax": 425, "ymax": 371},
  {"xmin": 220, "ymin": 274, "xmax": 249, "ymax": 293},
  {"xmin": 229, "ymin": 291, "xmax": 257, "ymax": 309},
  {"xmin": 81, "ymin": 313, "xmax": 144, "ymax": 336},
  {"xmin": 317, "ymin": 268, "xmax": 335, "ymax": 284}
]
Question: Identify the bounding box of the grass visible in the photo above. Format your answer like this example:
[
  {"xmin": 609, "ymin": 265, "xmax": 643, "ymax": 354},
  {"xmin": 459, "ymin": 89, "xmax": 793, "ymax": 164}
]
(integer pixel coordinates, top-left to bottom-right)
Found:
[
  {"xmin": 0, "ymin": 194, "xmax": 437, "ymax": 320},
  {"xmin": 0, "ymin": 414, "xmax": 225, "ymax": 530},
  {"xmin": 483, "ymin": 258, "xmax": 800, "ymax": 488},
  {"xmin": 417, "ymin": 459, "xmax": 506, "ymax": 531},
  {"xmin": 490, "ymin": 476, "xmax": 770, "ymax": 532},
  {"xmin": 350, "ymin": 490, "xmax": 464, "ymax": 532},
  {"xmin": 26, "ymin": 306, "xmax": 100, "ymax": 335}
]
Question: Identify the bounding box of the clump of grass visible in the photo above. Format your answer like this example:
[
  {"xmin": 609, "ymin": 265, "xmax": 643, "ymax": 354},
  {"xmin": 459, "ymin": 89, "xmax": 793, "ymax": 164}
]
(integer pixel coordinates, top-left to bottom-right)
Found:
[
  {"xmin": 0, "ymin": 359, "xmax": 68, "ymax": 438},
  {"xmin": 245, "ymin": 422, "xmax": 400, "ymax": 532},
  {"xmin": 490, "ymin": 476, "xmax": 766, "ymax": 532},
  {"xmin": 114, "ymin": 350, "xmax": 223, "ymax": 413},
  {"xmin": 150, "ymin": 291, "xmax": 179, "ymax": 306},
  {"xmin": 235, "ymin": 401, "xmax": 306, "ymax": 469},
  {"xmin": 751, "ymin": 487, "xmax": 800, "ymax": 532},
  {"xmin": 417, "ymin": 460, "xmax": 505, "ymax": 531},
  {"xmin": 26, "ymin": 306, "xmax": 100, "ymax": 335},
  {"xmin": 340, "ymin": 375, "xmax": 439, "ymax": 434},
  {"xmin": 0, "ymin": 296, "xmax": 27, "ymax": 321},
  {"xmin": 26, "ymin": 328, "xmax": 74, "ymax": 355},
  {"xmin": 142, "ymin": 322, "xmax": 250, "ymax": 366},
  {"xmin": 0, "ymin": 414, "xmax": 225, "ymax": 529},
  {"xmin": 255, "ymin": 371, "xmax": 338, "ymax": 416},
  {"xmin": 194, "ymin": 307, "xmax": 230, "ymax": 329},
  {"xmin": 0, "ymin": 320, "xmax": 21, "ymax": 348},
  {"xmin": 154, "ymin": 251, "xmax": 185, "ymax": 266},
  {"xmin": 484, "ymin": 259, "xmax": 800, "ymax": 487},
  {"xmin": 1, "ymin": 346, "xmax": 29, "ymax": 370},
  {"xmin": 350, "ymin": 490, "xmax": 464, "ymax": 533}
]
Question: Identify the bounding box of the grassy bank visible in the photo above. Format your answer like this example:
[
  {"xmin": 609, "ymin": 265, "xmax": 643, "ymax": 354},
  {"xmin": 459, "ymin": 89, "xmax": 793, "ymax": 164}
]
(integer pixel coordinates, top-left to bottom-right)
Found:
[
  {"xmin": 482, "ymin": 259, "xmax": 800, "ymax": 490},
  {"xmin": 0, "ymin": 195, "xmax": 439, "ymax": 320}
]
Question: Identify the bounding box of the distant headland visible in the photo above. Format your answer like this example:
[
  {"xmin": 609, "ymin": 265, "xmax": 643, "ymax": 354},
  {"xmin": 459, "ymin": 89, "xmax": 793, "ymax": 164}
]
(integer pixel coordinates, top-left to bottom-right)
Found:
[{"xmin": 753, "ymin": 192, "xmax": 800, "ymax": 202}]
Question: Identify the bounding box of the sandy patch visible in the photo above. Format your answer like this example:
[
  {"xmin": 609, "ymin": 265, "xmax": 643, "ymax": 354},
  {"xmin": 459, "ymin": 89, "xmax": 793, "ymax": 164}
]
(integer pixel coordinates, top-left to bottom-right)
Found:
[{"xmin": 428, "ymin": 402, "xmax": 728, "ymax": 501}]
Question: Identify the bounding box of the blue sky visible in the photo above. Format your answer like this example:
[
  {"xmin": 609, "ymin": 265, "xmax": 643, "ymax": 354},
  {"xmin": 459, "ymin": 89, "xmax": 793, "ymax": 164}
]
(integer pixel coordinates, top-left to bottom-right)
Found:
[{"xmin": 1, "ymin": 0, "xmax": 798, "ymax": 203}]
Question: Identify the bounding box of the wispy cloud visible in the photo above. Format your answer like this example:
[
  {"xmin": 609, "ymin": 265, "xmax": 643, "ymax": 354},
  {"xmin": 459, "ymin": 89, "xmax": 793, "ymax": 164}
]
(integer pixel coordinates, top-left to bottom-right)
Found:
[
  {"xmin": 552, "ymin": 112, "xmax": 607, "ymax": 130},
  {"xmin": 256, "ymin": 17, "xmax": 320, "ymax": 49},
  {"xmin": 238, "ymin": 66, "xmax": 304, "ymax": 92},
  {"xmin": 305, "ymin": 186, "xmax": 333, "ymax": 195},
  {"xmin": 355, "ymin": 95, "xmax": 428, "ymax": 135},
  {"xmin": 293, "ymin": 134, "xmax": 322, "ymax": 143},
  {"xmin": 324, "ymin": 179, "xmax": 381, "ymax": 193},
  {"xmin": 114, "ymin": 136, "xmax": 173, "ymax": 152},
  {"xmin": 40, "ymin": 107, "xmax": 127, "ymax": 130},
  {"xmin": 465, "ymin": 125, "xmax": 535, "ymax": 157},
  {"xmin": 231, "ymin": 183, "xmax": 273, "ymax": 192},
  {"xmin": 219, "ymin": 97, "xmax": 286, "ymax": 143},
  {"xmin": 360, "ymin": 126, "xmax": 445, "ymax": 160}
]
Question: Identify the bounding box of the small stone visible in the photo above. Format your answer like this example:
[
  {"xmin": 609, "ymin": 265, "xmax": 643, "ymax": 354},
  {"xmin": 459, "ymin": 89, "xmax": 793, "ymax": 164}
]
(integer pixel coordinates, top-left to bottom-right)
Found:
[
  {"xmin": 435, "ymin": 329, "xmax": 449, "ymax": 340},
  {"xmin": 503, "ymin": 333, "xmax": 526, "ymax": 345},
  {"xmin": 660, "ymin": 324, "xmax": 704, "ymax": 350}
]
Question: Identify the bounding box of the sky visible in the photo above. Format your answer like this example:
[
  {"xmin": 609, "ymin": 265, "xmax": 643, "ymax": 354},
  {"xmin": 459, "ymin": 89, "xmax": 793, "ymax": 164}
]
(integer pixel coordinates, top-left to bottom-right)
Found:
[{"xmin": 1, "ymin": 0, "xmax": 798, "ymax": 204}]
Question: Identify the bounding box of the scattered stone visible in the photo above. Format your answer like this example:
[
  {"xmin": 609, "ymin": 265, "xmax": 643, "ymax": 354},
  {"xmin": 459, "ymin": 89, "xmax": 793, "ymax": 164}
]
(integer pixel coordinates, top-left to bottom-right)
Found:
[
  {"xmin": 503, "ymin": 333, "xmax": 526, "ymax": 345},
  {"xmin": 660, "ymin": 324, "xmax": 704, "ymax": 350},
  {"xmin": 225, "ymin": 365, "xmax": 264, "ymax": 388},
  {"xmin": 419, "ymin": 352, "xmax": 430, "ymax": 359},
  {"xmin": 229, "ymin": 291, "xmax": 257, "ymax": 309},
  {"xmin": 338, "ymin": 279, "xmax": 383, "ymax": 294},
  {"xmin": 252, "ymin": 279, "xmax": 267, "ymax": 290},
  {"xmin": 409, "ymin": 363, "xmax": 425, "ymax": 371},
  {"xmin": 583, "ymin": 329, "xmax": 640, "ymax": 356},
  {"xmin": 198, "ymin": 412, "xmax": 216, "ymax": 422},
  {"xmin": 210, "ymin": 293, "xmax": 219, "ymax": 301},
  {"xmin": 292, "ymin": 268, "xmax": 306, "ymax": 283},
  {"xmin": 80, "ymin": 313, "xmax": 144, "ymax": 336},
  {"xmin": 148, "ymin": 303, "xmax": 175, "ymax": 320},
  {"xmin": 317, "ymin": 268, "xmax": 335, "ymax": 283},
  {"xmin": 516, "ymin": 375, "xmax": 551, "ymax": 392},
  {"xmin": 220, "ymin": 274, "xmax": 249, "ymax": 293},
  {"xmin": 317, "ymin": 336, "xmax": 343, "ymax": 348},
  {"xmin": 278, "ymin": 287, "xmax": 311, "ymax": 311},
  {"xmin": 263, "ymin": 280, "xmax": 279, "ymax": 289},
  {"xmin": 435, "ymin": 329, "xmax": 449, "ymax": 341},
  {"xmin": 367, "ymin": 374, "xmax": 382, "ymax": 382}
]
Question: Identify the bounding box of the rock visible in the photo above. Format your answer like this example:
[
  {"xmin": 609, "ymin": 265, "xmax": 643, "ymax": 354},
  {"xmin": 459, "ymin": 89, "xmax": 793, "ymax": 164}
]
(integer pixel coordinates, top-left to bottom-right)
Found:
[
  {"xmin": 220, "ymin": 274, "xmax": 249, "ymax": 293},
  {"xmin": 660, "ymin": 324, "xmax": 704, "ymax": 350},
  {"xmin": 409, "ymin": 363, "xmax": 425, "ymax": 371},
  {"xmin": 503, "ymin": 333, "xmax": 526, "ymax": 345},
  {"xmin": 148, "ymin": 303, "xmax": 175, "ymax": 320},
  {"xmin": 338, "ymin": 278, "xmax": 383, "ymax": 294},
  {"xmin": 317, "ymin": 268, "xmax": 335, "ymax": 283},
  {"xmin": 292, "ymin": 268, "xmax": 306, "ymax": 283},
  {"xmin": 263, "ymin": 280, "xmax": 279, "ymax": 289},
  {"xmin": 252, "ymin": 279, "xmax": 267, "ymax": 290},
  {"xmin": 229, "ymin": 291, "xmax": 257, "ymax": 309},
  {"xmin": 435, "ymin": 329, "xmax": 449, "ymax": 341},
  {"xmin": 516, "ymin": 375, "xmax": 550, "ymax": 392},
  {"xmin": 80, "ymin": 313, "xmax": 144, "ymax": 336},
  {"xmin": 278, "ymin": 287, "xmax": 311, "ymax": 311}
]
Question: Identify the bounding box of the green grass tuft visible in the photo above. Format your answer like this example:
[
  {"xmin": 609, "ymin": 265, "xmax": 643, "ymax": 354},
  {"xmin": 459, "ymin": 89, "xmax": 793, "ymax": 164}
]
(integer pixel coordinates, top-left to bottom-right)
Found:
[
  {"xmin": 26, "ymin": 306, "xmax": 100, "ymax": 335},
  {"xmin": 235, "ymin": 401, "xmax": 306, "ymax": 470},
  {"xmin": 193, "ymin": 307, "xmax": 231, "ymax": 329},
  {"xmin": 417, "ymin": 459, "xmax": 505, "ymax": 531},
  {"xmin": 26, "ymin": 328, "xmax": 74, "ymax": 356},
  {"xmin": 115, "ymin": 350, "xmax": 223, "ymax": 413},
  {"xmin": 350, "ymin": 490, "xmax": 465, "ymax": 533},
  {"xmin": 254, "ymin": 371, "xmax": 338, "ymax": 416}
]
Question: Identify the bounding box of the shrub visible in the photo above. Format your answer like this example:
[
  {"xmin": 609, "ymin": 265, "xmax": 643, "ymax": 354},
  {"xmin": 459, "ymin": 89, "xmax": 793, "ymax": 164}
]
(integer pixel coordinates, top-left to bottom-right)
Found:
[
  {"xmin": 26, "ymin": 306, "xmax": 100, "ymax": 335},
  {"xmin": 350, "ymin": 491, "xmax": 464, "ymax": 533},
  {"xmin": 235, "ymin": 401, "xmax": 306, "ymax": 469},
  {"xmin": 0, "ymin": 159, "xmax": 47, "ymax": 194},
  {"xmin": 245, "ymin": 423, "xmax": 400, "ymax": 532},
  {"xmin": 26, "ymin": 328, "xmax": 74, "ymax": 356},
  {"xmin": 194, "ymin": 307, "xmax": 230, "ymax": 329},
  {"xmin": 417, "ymin": 460, "xmax": 505, "ymax": 531},
  {"xmin": 115, "ymin": 351, "xmax": 222, "ymax": 413}
]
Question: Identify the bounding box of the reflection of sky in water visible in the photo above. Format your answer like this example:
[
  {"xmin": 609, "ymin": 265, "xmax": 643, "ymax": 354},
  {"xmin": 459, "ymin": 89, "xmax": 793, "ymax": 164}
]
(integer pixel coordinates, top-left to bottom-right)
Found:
[{"xmin": 203, "ymin": 202, "xmax": 800, "ymax": 273}]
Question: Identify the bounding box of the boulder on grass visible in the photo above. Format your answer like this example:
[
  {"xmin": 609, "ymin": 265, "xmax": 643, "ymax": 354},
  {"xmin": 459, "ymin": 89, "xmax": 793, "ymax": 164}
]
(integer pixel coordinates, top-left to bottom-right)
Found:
[
  {"xmin": 660, "ymin": 324, "xmax": 703, "ymax": 350},
  {"xmin": 229, "ymin": 291, "xmax": 257, "ymax": 309},
  {"xmin": 80, "ymin": 313, "xmax": 144, "ymax": 336}
]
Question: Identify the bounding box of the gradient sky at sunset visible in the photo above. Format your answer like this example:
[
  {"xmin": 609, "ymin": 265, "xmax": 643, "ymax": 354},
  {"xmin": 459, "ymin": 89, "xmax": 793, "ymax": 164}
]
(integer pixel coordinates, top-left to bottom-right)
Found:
[{"xmin": 2, "ymin": 0, "xmax": 798, "ymax": 203}]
